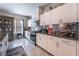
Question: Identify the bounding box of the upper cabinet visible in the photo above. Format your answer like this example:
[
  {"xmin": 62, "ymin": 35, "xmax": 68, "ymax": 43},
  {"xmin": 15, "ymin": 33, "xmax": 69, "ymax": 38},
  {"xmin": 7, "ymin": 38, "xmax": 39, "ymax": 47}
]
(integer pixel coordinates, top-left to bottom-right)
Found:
[
  {"xmin": 51, "ymin": 6, "xmax": 61, "ymax": 24},
  {"xmin": 40, "ymin": 3, "xmax": 77, "ymax": 25},
  {"xmin": 40, "ymin": 13, "xmax": 45, "ymax": 26},
  {"xmin": 35, "ymin": 8, "xmax": 43, "ymax": 20},
  {"xmin": 60, "ymin": 3, "xmax": 77, "ymax": 23},
  {"xmin": 51, "ymin": 3, "xmax": 77, "ymax": 24},
  {"xmin": 40, "ymin": 11, "xmax": 51, "ymax": 26}
]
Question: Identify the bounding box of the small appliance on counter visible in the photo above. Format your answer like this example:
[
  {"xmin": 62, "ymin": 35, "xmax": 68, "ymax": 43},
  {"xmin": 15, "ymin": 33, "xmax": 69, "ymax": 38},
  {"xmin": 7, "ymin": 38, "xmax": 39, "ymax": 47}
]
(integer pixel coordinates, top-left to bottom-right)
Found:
[{"xmin": 48, "ymin": 25, "xmax": 54, "ymax": 35}]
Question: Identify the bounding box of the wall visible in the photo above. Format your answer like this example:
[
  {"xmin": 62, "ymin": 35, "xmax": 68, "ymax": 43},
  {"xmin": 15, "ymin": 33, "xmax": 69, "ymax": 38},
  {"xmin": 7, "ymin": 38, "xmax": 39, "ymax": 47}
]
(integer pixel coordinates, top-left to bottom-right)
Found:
[{"xmin": 40, "ymin": 3, "xmax": 65, "ymax": 14}]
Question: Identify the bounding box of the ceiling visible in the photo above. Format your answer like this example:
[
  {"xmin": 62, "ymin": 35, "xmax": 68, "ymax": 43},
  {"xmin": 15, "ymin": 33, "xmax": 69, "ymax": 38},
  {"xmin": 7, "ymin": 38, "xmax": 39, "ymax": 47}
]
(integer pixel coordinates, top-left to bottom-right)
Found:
[{"xmin": 0, "ymin": 3, "xmax": 48, "ymax": 17}]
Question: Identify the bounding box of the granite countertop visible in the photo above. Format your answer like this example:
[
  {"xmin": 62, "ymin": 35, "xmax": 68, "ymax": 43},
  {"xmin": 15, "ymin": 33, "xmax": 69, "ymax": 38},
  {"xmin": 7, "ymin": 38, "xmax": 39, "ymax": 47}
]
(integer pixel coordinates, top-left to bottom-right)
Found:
[
  {"xmin": 37, "ymin": 32, "xmax": 77, "ymax": 41},
  {"xmin": 0, "ymin": 33, "xmax": 6, "ymax": 42}
]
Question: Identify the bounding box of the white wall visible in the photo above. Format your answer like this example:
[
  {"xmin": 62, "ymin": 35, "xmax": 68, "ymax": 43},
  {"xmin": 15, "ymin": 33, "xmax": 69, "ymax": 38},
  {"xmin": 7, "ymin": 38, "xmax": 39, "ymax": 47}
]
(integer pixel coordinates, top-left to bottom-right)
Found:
[{"xmin": 0, "ymin": 3, "xmax": 39, "ymax": 19}]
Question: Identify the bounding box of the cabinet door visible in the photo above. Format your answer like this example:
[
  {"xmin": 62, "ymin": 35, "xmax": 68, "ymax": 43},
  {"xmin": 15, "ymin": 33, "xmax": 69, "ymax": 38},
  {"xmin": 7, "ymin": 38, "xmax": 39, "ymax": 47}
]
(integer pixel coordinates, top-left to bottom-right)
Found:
[
  {"xmin": 47, "ymin": 36, "xmax": 57, "ymax": 55},
  {"xmin": 51, "ymin": 7, "xmax": 61, "ymax": 24},
  {"xmin": 40, "ymin": 11, "xmax": 51, "ymax": 26},
  {"xmin": 40, "ymin": 14, "xmax": 45, "ymax": 26},
  {"xmin": 61, "ymin": 3, "xmax": 77, "ymax": 23},
  {"xmin": 58, "ymin": 40, "xmax": 76, "ymax": 56},
  {"xmin": 41, "ymin": 34, "xmax": 48, "ymax": 49},
  {"xmin": 36, "ymin": 34, "xmax": 48, "ymax": 50},
  {"xmin": 58, "ymin": 3, "xmax": 77, "ymax": 23},
  {"xmin": 44, "ymin": 11, "xmax": 51, "ymax": 25},
  {"xmin": 51, "ymin": 3, "xmax": 77, "ymax": 24},
  {"xmin": 36, "ymin": 34, "xmax": 42, "ymax": 47}
]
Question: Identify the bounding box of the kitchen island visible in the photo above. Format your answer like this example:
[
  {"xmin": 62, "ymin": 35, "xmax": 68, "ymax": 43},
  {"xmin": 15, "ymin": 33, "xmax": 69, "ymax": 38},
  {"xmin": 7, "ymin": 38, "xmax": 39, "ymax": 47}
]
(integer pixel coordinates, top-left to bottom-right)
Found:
[{"xmin": 0, "ymin": 33, "xmax": 8, "ymax": 56}]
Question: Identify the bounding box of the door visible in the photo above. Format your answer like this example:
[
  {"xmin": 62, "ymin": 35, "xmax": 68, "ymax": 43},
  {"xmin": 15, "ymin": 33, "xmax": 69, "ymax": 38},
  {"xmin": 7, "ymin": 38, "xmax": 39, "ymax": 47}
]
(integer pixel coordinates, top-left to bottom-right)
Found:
[
  {"xmin": 41, "ymin": 34, "xmax": 48, "ymax": 49},
  {"xmin": 44, "ymin": 11, "xmax": 51, "ymax": 25},
  {"xmin": 40, "ymin": 14, "xmax": 45, "ymax": 26},
  {"xmin": 40, "ymin": 11, "xmax": 51, "ymax": 26},
  {"xmin": 57, "ymin": 3, "xmax": 77, "ymax": 23},
  {"xmin": 47, "ymin": 36, "xmax": 57, "ymax": 55},
  {"xmin": 58, "ymin": 40, "xmax": 76, "ymax": 56},
  {"xmin": 36, "ymin": 34, "xmax": 48, "ymax": 50},
  {"xmin": 61, "ymin": 3, "xmax": 77, "ymax": 23},
  {"xmin": 51, "ymin": 3, "xmax": 77, "ymax": 24},
  {"xmin": 36, "ymin": 33, "xmax": 42, "ymax": 47},
  {"xmin": 51, "ymin": 6, "xmax": 61, "ymax": 24}
]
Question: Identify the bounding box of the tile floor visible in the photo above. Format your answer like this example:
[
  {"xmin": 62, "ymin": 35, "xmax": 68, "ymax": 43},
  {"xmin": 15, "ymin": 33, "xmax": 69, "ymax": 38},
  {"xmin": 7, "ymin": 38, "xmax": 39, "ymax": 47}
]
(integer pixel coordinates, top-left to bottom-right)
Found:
[{"xmin": 8, "ymin": 38, "xmax": 51, "ymax": 56}]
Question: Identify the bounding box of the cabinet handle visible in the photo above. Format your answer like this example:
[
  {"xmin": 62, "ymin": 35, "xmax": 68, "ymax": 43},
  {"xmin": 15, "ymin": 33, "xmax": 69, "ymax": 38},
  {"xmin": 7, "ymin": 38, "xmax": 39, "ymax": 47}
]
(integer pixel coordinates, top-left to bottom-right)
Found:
[
  {"xmin": 62, "ymin": 40, "xmax": 69, "ymax": 44},
  {"xmin": 40, "ymin": 38, "xmax": 41, "ymax": 40},
  {"xmin": 62, "ymin": 40, "xmax": 72, "ymax": 46},
  {"xmin": 56, "ymin": 42, "xmax": 59, "ymax": 47},
  {"xmin": 50, "ymin": 37, "xmax": 53, "ymax": 39}
]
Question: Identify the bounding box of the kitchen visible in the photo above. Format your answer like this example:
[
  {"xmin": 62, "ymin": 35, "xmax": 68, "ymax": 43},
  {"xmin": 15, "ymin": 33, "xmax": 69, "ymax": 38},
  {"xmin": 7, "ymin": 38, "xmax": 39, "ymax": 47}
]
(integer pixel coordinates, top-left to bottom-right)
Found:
[
  {"xmin": 0, "ymin": 3, "xmax": 79, "ymax": 56},
  {"xmin": 36, "ymin": 3, "xmax": 78, "ymax": 56}
]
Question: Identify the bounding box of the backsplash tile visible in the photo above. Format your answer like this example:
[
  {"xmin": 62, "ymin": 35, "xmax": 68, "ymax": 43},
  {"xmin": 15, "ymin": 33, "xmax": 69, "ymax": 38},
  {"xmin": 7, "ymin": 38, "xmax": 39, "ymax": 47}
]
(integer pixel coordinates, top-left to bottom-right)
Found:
[
  {"xmin": 40, "ymin": 22, "xmax": 78, "ymax": 40},
  {"xmin": 53, "ymin": 22, "xmax": 78, "ymax": 39}
]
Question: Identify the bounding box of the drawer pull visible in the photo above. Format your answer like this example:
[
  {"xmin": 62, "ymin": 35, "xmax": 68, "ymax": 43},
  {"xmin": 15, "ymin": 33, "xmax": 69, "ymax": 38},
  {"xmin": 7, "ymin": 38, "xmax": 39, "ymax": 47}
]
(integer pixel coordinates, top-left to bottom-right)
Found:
[
  {"xmin": 62, "ymin": 41, "xmax": 69, "ymax": 43},
  {"xmin": 62, "ymin": 40, "xmax": 73, "ymax": 46},
  {"xmin": 56, "ymin": 42, "xmax": 59, "ymax": 47},
  {"xmin": 40, "ymin": 38, "xmax": 41, "ymax": 40}
]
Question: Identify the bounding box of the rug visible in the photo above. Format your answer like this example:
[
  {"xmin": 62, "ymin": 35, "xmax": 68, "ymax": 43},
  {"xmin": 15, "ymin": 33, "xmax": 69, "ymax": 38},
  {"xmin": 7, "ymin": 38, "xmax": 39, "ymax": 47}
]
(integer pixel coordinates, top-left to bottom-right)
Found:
[{"xmin": 6, "ymin": 46, "xmax": 27, "ymax": 56}]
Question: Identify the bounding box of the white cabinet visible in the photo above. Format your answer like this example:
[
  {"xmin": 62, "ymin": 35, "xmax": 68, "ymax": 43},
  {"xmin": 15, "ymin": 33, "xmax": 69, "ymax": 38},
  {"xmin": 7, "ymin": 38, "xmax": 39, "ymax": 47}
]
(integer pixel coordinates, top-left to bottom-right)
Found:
[
  {"xmin": 44, "ymin": 11, "xmax": 51, "ymax": 25},
  {"xmin": 47, "ymin": 36, "xmax": 58, "ymax": 55},
  {"xmin": 36, "ymin": 33, "xmax": 76, "ymax": 56},
  {"xmin": 60, "ymin": 3, "xmax": 77, "ymax": 23},
  {"xmin": 36, "ymin": 33, "xmax": 48, "ymax": 50},
  {"xmin": 51, "ymin": 3, "xmax": 77, "ymax": 24},
  {"xmin": 36, "ymin": 33, "xmax": 57, "ymax": 55},
  {"xmin": 25, "ymin": 31, "xmax": 30, "ymax": 40},
  {"xmin": 40, "ymin": 13, "xmax": 45, "ymax": 26},
  {"xmin": 40, "ymin": 3, "xmax": 77, "ymax": 25},
  {"xmin": 39, "ymin": 34, "xmax": 48, "ymax": 49},
  {"xmin": 58, "ymin": 39, "xmax": 76, "ymax": 56},
  {"xmin": 40, "ymin": 11, "xmax": 51, "ymax": 26},
  {"xmin": 51, "ymin": 7, "xmax": 60, "ymax": 24}
]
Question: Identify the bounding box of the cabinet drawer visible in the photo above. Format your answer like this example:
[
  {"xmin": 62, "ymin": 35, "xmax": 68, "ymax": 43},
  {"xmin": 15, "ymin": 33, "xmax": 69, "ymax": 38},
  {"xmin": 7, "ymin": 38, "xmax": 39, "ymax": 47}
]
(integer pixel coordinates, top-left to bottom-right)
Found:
[{"xmin": 61, "ymin": 39, "xmax": 76, "ymax": 46}]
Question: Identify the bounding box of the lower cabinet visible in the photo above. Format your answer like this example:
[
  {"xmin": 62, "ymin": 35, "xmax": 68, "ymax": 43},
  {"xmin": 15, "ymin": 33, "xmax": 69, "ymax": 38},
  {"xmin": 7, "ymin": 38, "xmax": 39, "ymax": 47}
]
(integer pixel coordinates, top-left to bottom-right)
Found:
[
  {"xmin": 57, "ymin": 40, "xmax": 76, "ymax": 56},
  {"xmin": 77, "ymin": 41, "xmax": 79, "ymax": 56},
  {"xmin": 36, "ymin": 33, "xmax": 76, "ymax": 56},
  {"xmin": 47, "ymin": 36, "xmax": 58, "ymax": 55},
  {"xmin": 36, "ymin": 34, "xmax": 48, "ymax": 50}
]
